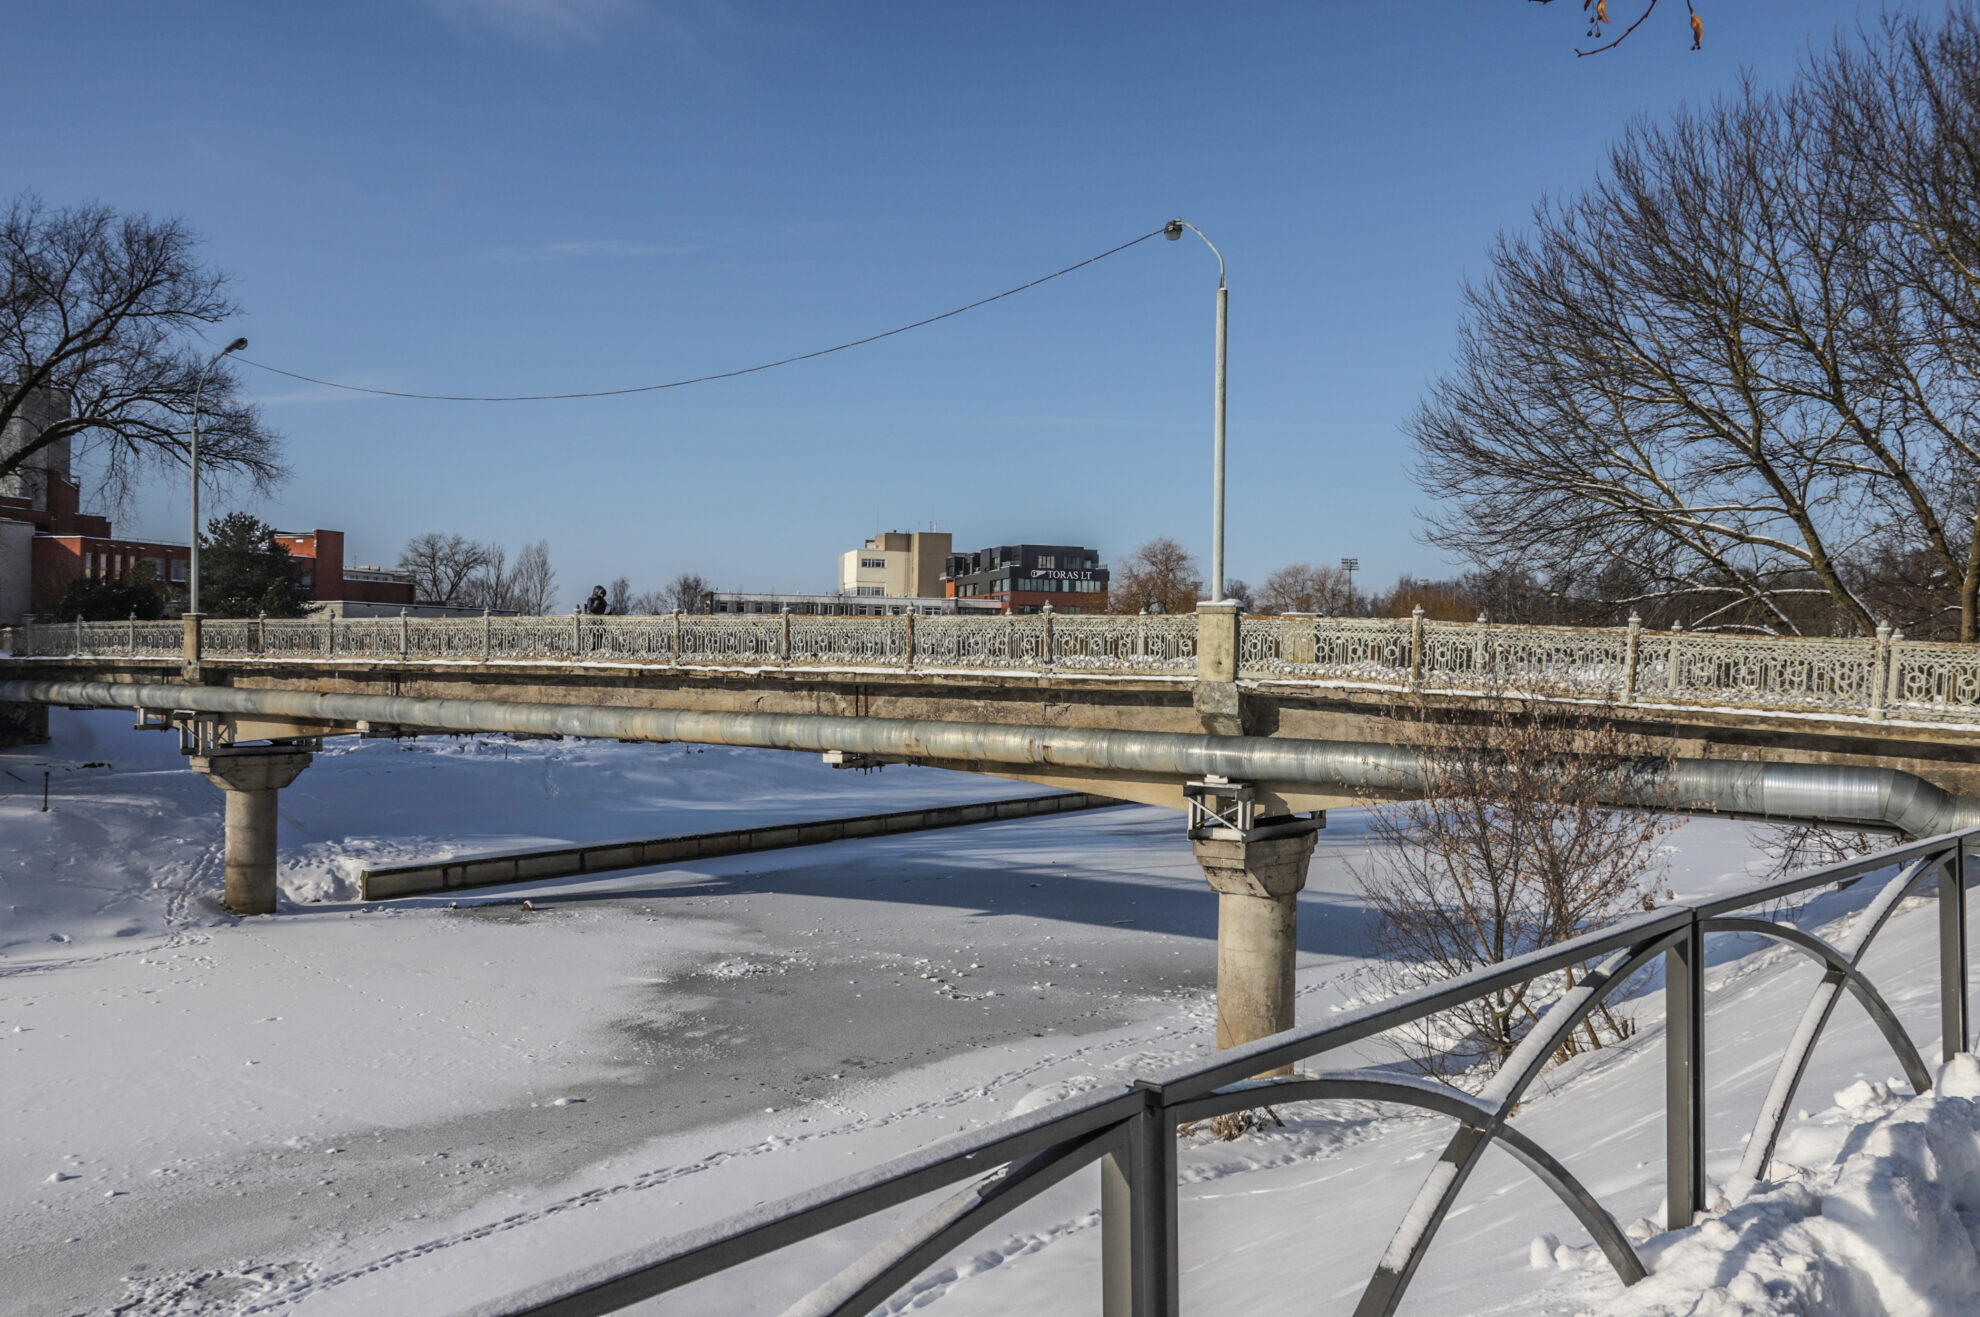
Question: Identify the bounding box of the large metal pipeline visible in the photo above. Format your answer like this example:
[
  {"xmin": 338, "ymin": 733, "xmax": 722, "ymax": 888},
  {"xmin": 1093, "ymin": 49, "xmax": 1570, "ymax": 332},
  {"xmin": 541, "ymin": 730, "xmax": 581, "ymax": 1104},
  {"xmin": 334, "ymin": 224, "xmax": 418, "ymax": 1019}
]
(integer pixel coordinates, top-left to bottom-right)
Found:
[{"xmin": 6, "ymin": 678, "xmax": 1976, "ymax": 838}]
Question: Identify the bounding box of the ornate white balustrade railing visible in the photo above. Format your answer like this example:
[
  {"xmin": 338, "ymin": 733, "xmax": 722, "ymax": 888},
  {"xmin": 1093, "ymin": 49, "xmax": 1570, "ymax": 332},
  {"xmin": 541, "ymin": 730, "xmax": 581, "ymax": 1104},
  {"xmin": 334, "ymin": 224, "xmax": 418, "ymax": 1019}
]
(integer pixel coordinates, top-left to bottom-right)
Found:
[
  {"xmin": 8, "ymin": 610, "xmax": 1980, "ymax": 724},
  {"xmin": 454, "ymin": 828, "xmax": 1976, "ymax": 1317}
]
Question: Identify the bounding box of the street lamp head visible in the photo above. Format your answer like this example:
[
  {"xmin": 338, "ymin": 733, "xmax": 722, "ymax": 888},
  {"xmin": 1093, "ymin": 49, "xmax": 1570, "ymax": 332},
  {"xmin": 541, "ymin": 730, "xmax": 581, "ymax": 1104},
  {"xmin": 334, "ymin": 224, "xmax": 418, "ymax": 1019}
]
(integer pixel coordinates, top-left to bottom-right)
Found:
[
  {"xmin": 1164, "ymin": 220, "xmax": 1185, "ymax": 241},
  {"xmin": 225, "ymin": 337, "xmax": 249, "ymax": 354}
]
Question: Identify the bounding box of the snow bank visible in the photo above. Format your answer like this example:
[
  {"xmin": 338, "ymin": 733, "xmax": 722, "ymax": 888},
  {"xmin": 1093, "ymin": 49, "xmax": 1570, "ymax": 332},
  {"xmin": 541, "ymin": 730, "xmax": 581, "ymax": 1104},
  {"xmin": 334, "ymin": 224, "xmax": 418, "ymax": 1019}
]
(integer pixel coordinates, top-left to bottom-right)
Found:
[{"xmin": 1586, "ymin": 1054, "xmax": 1980, "ymax": 1317}]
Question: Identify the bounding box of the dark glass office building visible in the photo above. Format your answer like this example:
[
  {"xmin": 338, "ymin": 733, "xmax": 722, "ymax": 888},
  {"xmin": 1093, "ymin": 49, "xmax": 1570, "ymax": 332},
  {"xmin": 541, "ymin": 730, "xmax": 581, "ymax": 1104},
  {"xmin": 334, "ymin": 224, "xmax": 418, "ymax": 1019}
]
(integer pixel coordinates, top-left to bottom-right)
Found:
[{"xmin": 942, "ymin": 544, "xmax": 1109, "ymax": 614}]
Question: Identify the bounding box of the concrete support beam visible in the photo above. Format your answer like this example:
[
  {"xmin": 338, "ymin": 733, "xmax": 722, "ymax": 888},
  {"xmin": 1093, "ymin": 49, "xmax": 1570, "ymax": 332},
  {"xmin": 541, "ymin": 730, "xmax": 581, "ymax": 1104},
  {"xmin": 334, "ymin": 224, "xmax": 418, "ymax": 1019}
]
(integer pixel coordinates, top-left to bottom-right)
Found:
[
  {"xmin": 1193, "ymin": 822, "xmax": 1321, "ymax": 1070},
  {"xmin": 191, "ymin": 747, "xmax": 311, "ymax": 915}
]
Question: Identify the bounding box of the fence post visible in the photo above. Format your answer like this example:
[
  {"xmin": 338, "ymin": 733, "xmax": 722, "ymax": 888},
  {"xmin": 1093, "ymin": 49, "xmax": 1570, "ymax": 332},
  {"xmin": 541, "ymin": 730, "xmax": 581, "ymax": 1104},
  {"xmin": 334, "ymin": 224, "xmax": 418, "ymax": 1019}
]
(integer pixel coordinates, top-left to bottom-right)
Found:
[
  {"xmin": 127, "ymin": 612, "xmax": 137, "ymax": 656},
  {"xmin": 1622, "ymin": 612, "xmax": 1642, "ymax": 706},
  {"xmin": 1042, "ymin": 602, "xmax": 1056, "ymax": 673},
  {"xmin": 1665, "ymin": 913, "xmax": 1706, "ymax": 1231},
  {"xmin": 1943, "ymin": 839, "xmax": 1969, "ymax": 1063},
  {"xmin": 1408, "ymin": 605, "xmax": 1426, "ymax": 688},
  {"xmin": 902, "ymin": 611, "xmax": 916, "ymax": 670},
  {"xmin": 1667, "ymin": 620, "xmax": 1683, "ymax": 695},
  {"xmin": 325, "ymin": 613, "xmax": 334, "ymax": 658},
  {"xmin": 399, "ymin": 609, "xmax": 410, "ymax": 660},
  {"xmin": 672, "ymin": 610, "xmax": 682, "ymax": 666},
  {"xmin": 571, "ymin": 609, "xmax": 581, "ymax": 658},
  {"xmin": 1870, "ymin": 621, "xmax": 1891, "ymax": 721},
  {"xmin": 74, "ymin": 614, "xmax": 82, "ymax": 656},
  {"xmin": 780, "ymin": 606, "xmax": 792, "ymax": 666},
  {"xmin": 1101, "ymin": 1096, "xmax": 1178, "ymax": 1317},
  {"xmin": 1887, "ymin": 628, "xmax": 1906, "ymax": 717},
  {"xmin": 255, "ymin": 610, "xmax": 266, "ymax": 655},
  {"xmin": 1137, "ymin": 608, "xmax": 1147, "ymax": 663}
]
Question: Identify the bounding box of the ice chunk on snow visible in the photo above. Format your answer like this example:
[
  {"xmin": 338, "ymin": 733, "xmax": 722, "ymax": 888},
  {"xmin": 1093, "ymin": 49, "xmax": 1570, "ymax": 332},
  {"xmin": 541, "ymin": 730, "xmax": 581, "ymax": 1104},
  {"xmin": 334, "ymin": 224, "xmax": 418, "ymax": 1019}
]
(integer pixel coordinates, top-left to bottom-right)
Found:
[
  {"xmin": 1584, "ymin": 1077, "xmax": 1980, "ymax": 1315},
  {"xmin": 1938, "ymin": 1051, "xmax": 1980, "ymax": 1099},
  {"xmin": 1528, "ymin": 1234, "xmax": 1560, "ymax": 1270}
]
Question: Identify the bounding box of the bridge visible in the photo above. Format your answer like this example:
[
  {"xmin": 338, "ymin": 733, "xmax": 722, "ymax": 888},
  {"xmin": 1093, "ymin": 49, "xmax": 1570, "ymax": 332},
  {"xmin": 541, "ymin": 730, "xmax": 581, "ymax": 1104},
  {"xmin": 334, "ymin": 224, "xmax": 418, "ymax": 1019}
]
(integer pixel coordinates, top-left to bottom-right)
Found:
[{"xmin": 6, "ymin": 603, "xmax": 1980, "ymax": 1054}]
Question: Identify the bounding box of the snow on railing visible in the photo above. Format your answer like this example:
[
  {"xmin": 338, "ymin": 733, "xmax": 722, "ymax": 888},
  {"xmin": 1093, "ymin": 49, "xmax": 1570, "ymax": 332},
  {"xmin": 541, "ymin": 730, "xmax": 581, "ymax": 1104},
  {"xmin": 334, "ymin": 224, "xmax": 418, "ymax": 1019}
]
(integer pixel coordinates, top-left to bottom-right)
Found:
[
  {"xmin": 457, "ymin": 827, "xmax": 1979, "ymax": 1317},
  {"xmin": 6, "ymin": 611, "xmax": 1978, "ymax": 723}
]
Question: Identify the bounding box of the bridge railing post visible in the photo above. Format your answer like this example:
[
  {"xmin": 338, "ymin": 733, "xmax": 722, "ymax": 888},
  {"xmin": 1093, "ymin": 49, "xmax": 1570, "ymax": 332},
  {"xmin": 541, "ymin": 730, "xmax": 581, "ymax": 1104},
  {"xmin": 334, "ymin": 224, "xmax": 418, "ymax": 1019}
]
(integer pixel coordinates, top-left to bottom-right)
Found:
[
  {"xmin": 1943, "ymin": 839, "xmax": 1969, "ymax": 1063},
  {"xmin": 902, "ymin": 611, "xmax": 915, "ymax": 670},
  {"xmin": 1408, "ymin": 605, "xmax": 1425, "ymax": 689},
  {"xmin": 1665, "ymin": 912, "xmax": 1706, "ymax": 1231},
  {"xmin": 73, "ymin": 614, "xmax": 82, "ymax": 657},
  {"xmin": 127, "ymin": 612, "xmax": 137, "ymax": 656},
  {"xmin": 255, "ymin": 611, "xmax": 266, "ymax": 656},
  {"xmin": 400, "ymin": 609, "xmax": 410, "ymax": 661},
  {"xmin": 672, "ymin": 610, "xmax": 682, "ymax": 666},
  {"xmin": 1043, "ymin": 602, "xmax": 1055, "ymax": 672},
  {"xmin": 1102, "ymin": 1092, "xmax": 1178, "ymax": 1317},
  {"xmin": 482, "ymin": 608, "xmax": 492, "ymax": 662},
  {"xmin": 1621, "ymin": 612, "xmax": 1641, "ymax": 706},
  {"xmin": 1870, "ymin": 621, "xmax": 1891, "ymax": 721},
  {"xmin": 780, "ymin": 607, "xmax": 792, "ymax": 667},
  {"xmin": 1667, "ymin": 620, "xmax": 1683, "ymax": 696}
]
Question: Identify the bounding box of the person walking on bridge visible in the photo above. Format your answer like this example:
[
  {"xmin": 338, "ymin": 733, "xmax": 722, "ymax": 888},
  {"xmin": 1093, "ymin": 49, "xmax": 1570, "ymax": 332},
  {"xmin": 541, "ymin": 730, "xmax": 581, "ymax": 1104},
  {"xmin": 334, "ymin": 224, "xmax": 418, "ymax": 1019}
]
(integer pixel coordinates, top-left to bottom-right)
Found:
[{"xmin": 582, "ymin": 585, "xmax": 609, "ymax": 653}]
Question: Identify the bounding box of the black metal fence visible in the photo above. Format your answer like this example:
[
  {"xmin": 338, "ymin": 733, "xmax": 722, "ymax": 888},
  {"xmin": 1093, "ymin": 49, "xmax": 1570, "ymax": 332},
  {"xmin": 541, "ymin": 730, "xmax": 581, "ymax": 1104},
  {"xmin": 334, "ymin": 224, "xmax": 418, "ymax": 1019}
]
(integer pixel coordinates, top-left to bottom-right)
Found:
[{"xmin": 454, "ymin": 828, "xmax": 1972, "ymax": 1317}]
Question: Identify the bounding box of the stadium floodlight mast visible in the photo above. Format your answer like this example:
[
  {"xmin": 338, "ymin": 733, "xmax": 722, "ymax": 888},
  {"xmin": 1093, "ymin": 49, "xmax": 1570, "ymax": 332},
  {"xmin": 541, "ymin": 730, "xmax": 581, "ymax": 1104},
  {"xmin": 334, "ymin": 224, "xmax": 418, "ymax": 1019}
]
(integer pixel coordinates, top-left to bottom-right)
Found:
[
  {"xmin": 1165, "ymin": 219, "xmax": 1228, "ymax": 603},
  {"xmin": 1341, "ymin": 557, "xmax": 1359, "ymax": 615},
  {"xmin": 188, "ymin": 337, "xmax": 249, "ymax": 617}
]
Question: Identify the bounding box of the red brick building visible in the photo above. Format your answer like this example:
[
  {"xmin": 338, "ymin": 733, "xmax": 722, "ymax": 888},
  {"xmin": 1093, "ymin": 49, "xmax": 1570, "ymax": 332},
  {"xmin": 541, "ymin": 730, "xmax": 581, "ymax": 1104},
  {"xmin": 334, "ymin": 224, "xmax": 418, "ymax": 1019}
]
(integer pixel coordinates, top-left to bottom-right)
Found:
[{"xmin": 1, "ymin": 386, "xmax": 414, "ymax": 623}]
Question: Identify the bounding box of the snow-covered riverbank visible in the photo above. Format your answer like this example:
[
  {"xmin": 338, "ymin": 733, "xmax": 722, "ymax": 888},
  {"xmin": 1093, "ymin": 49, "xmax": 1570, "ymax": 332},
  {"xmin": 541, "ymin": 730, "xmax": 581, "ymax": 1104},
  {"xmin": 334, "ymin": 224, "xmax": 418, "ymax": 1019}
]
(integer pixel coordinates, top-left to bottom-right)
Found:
[{"xmin": 3, "ymin": 710, "xmax": 1969, "ymax": 1315}]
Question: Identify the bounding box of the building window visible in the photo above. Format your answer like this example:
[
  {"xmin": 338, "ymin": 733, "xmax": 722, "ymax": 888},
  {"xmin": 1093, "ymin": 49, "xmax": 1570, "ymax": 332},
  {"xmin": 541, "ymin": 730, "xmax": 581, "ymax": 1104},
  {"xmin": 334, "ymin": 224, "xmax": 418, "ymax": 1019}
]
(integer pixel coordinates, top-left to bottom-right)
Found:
[
  {"xmin": 856, "ymin": 586, "xmax": 884, "ymax": 597},
  {"xmin": 861, "ymin": 557, "xmax": 887, "ymax": 569},
  {"xmin": 1037, "ymin": 555, "xmax": 1056, "ymax": 569}
]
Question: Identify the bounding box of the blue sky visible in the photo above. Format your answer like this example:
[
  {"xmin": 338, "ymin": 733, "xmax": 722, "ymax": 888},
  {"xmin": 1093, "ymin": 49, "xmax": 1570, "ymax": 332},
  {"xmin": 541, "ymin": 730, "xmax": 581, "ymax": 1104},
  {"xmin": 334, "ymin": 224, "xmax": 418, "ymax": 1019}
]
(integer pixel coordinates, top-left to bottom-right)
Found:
[{"xmin": 4, "ymin": 0, "xmax": 1898, "ymax": 604}]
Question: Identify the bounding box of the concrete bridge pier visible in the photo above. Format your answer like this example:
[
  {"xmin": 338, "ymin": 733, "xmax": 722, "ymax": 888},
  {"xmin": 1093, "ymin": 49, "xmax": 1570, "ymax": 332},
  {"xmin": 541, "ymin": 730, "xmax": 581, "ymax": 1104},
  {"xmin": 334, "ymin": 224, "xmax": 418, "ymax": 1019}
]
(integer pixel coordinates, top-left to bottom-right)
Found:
[
  {"xmin": 1191, "ymin": 817, "xmax": 1322, "ymax": 1071},
  {"xmin": 192, "ymin": 747, "xmax": 312, "ymax": 915}
]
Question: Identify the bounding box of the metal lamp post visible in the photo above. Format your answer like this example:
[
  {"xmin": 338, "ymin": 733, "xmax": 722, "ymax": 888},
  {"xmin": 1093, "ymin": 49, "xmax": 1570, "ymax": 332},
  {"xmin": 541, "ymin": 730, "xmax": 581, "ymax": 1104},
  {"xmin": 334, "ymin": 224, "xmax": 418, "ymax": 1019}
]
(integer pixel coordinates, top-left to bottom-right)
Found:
[
  {"xmin": 188, "ymin": 337, "xmax": 248, "ymax": 616},
  {"xmin": 1341, "ymin": 557, "xmax": 1359, "ymax": 616},
  {"xmin": 1165, "ymin": 219, "xmax": 1228, "ymax": 603}
]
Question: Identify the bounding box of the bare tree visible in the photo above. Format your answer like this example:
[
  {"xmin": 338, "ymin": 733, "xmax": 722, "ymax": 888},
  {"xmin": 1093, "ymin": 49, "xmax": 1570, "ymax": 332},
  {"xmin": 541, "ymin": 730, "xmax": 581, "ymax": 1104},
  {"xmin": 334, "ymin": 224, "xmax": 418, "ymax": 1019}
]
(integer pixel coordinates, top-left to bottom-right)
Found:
[
  {"xmin": 1350, "ymin": 697, "xmax": 1680, "ymax": 1084},
  {"xmin": 398, "ymin": 533, "xmax": 491, "ymax": 605},
  {"xmin": 1255, "ymin": 563, "xmax": 1349, "ymax": 615},
  {"xmin": 1109, "ymin": 538, "xmax": 1202, "ymax": 615},
  {"xmin": 607, "ymin": 576, "xmax": 632, "ymax": 615},
  {"xmin": 629, "ymin": 588, "xmax": 672, "ymax": 615},
  {"xmin": 460, "ymin": 545, "xmax": 515, "ymax": 612},
  {"xmin": 1222, "ymin": 577, "xmax": 1255, "ymax": 611},
  {"xmin": 0, "ymin": 195, "xmax": 284, "ymax": 509},
  {"xmin": 666, "ymin": 572, "xmax": 710, "ymax": 614},
  {"xmin": 512, "ymin": 540, "xmax": 558, "ymax": 615},
  {"xmin": 1413, "ymin": 27, "xmax": 1980, "ymax": 639}
]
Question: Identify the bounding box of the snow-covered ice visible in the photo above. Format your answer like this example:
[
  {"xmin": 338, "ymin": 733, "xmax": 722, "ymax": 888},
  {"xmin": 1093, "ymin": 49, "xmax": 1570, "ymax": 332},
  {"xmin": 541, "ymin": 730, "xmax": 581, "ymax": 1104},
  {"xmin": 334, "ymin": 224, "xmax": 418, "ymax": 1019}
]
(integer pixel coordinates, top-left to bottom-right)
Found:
[{"xmin": 4, "ymin": 709, "xmax": 1976, "ymax": 1316}]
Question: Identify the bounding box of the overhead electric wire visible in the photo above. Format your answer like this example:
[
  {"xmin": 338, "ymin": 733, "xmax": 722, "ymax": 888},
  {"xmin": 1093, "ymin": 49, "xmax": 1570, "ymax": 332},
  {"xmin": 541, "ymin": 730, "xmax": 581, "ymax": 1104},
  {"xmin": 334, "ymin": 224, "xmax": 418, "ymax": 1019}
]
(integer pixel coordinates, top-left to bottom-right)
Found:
[{"xmin": 238, "ymin": 227, "xmax": 1170, "ymax": 403}]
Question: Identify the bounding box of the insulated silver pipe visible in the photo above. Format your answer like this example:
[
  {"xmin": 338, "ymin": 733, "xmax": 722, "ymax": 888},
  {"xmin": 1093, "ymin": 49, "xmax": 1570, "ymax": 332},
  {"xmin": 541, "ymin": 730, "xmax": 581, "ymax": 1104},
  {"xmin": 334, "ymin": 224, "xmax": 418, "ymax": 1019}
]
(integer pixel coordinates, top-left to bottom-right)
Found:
[{"xmin": 6, "ymin": 678, "xmax": 1975, "ymax": 838}]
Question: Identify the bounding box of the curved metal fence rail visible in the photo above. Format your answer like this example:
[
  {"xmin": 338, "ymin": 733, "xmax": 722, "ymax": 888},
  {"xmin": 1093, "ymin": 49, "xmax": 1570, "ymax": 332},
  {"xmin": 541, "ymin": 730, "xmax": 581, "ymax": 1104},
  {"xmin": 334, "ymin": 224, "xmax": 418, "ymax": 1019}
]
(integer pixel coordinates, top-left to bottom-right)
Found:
[
  {"xmin": 449, "ymin": 827, "xmax": 1973, "ymax": 1317},
  {"xmin": 9, "ymin": 612, "xmax": 1980, "ymax": 724}
]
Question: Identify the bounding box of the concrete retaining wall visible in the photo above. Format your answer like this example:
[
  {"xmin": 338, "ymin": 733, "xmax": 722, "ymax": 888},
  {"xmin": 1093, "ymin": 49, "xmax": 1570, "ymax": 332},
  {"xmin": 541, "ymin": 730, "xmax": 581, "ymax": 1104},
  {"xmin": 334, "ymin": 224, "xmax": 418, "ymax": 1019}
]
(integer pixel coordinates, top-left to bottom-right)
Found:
[{"xmin": 360, "ymin": 791, "xmax": 1126, "ymax": 900}]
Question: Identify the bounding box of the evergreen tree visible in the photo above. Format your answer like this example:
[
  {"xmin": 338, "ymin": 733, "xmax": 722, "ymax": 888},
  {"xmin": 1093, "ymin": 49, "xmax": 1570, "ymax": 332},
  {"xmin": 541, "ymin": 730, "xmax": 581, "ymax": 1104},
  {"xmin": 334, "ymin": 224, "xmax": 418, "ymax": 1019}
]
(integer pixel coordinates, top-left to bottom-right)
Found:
[
  {"xmin": 52, "ymin": 566, "xmax": 168, "ymax": 621},
  {"xmin": 199, "ymin": 511, "xmax": 307, "ymax": 618}
]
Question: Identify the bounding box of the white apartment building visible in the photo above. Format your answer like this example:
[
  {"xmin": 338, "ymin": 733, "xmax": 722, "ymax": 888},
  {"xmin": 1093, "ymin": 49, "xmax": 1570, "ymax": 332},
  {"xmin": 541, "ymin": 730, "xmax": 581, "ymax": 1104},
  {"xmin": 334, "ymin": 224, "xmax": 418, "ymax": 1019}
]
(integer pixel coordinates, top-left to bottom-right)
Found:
[{"xmin": 838, "ymin": 530, "xmax": 951, "ymax": 599}]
